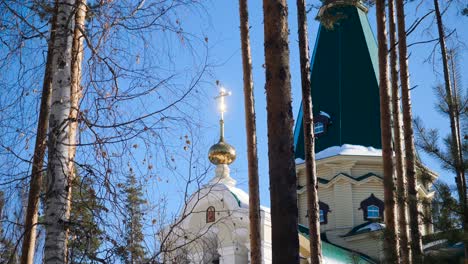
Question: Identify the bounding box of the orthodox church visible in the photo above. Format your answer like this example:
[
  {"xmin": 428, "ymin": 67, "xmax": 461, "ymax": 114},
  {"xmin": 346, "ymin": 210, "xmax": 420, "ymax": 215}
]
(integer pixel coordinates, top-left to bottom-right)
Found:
[{"xmin": 166, "ymin": 1, "xmax": 437, "ymax": 263}]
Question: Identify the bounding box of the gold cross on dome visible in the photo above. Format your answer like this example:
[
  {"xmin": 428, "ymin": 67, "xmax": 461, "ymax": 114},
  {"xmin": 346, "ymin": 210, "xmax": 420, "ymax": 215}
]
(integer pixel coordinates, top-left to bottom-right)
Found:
[{"xmin": 214, "ymin": 84, "xmax": 232, "ymax": 121}]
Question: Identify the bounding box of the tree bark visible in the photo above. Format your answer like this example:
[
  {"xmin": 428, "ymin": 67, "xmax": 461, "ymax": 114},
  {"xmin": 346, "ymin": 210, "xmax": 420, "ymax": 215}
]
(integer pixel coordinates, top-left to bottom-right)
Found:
[
  {"xmin": 44, "ymin": 0, "xmax": 80, "ymax": 263},
  {"xmin": 67, "ymin": 0, "xmax": 86, "ymax": 214},
  {"xmin": 295, "ymin": 0, "xmax": 322, "ymax": 263},
  {"xmin": 262, "ymin": 0, "xmax": 299, "ymax": 263},
  {"xmin": 376, "ymin": 1, "xmax": 399, "ymax": 262},
  {"xmin": 238, "ymin": 0, "xmax": 262, "ymax": 263},
  {"xmin": 395, "ymin": 0, "xmax": 423, "ymax": 262},
  {"xmin": 20, "ymin": 6, "xmax": 58, "ymax": 264},
  {"xmin": 65, "ymin": 2, "xmax": 86, "ymax": 261},
  {"xmin": 433, "ymin": 0, "xmax": 468, "ymax": 261},
  {"xmin": 388, "ymin": 0, "xmax": 410, "ymax": 263}
]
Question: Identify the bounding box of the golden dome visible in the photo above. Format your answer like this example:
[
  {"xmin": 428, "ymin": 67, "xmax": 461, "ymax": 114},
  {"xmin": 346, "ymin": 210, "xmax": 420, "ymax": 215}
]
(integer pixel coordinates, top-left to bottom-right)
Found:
[{"xmin": 208, "ymin": 140, "xmax": 236, "ymax": 165}]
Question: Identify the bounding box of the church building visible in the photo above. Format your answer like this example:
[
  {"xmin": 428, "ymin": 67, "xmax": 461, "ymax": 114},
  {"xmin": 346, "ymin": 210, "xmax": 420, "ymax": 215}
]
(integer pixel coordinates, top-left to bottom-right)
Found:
[{"xmin": 166, "ymin": 1, "xmax": 437, "ymax": 263}]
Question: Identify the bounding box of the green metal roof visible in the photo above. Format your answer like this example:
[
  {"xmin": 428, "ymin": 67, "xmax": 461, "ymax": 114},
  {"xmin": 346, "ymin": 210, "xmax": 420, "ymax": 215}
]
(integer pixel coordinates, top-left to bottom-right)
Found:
[
  {"xmin": 294, "ymin": 4, "xmax": 381, "ymax": 159},
  {"xmin": 298, "ymin": 224, "xmax": 375, "ymax": 263}
]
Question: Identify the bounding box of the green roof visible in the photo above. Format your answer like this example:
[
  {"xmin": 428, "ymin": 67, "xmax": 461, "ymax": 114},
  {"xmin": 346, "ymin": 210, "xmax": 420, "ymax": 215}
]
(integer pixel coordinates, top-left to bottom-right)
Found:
[
  {"xmin": 294, "ymin": 4, "xmax": 381, "ymax": 159},
  {"xmin": 298, "ymin": 224, "xmax": 376, "ymax": 263}
]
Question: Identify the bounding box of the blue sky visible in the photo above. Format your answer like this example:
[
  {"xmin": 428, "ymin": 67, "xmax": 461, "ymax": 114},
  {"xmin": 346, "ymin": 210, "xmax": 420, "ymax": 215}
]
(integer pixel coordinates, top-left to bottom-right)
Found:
[
  {"xmin": 175, "ymin": 1, "xmax": 468, "ymax": 208},
  {"xmin": 0, "ymin": 0, "xmax": 466, "ymax": 259}
]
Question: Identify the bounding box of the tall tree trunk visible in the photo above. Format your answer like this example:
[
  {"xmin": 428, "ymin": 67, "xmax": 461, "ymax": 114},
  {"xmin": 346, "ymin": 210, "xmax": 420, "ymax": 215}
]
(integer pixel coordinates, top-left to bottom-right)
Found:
[
  {"xmin": 433, "ymin": 0, "xmax": 468, "ymax": 261},
  {"xmin": 20, "ymin": 6, "xmax": 58, "ymax": 264},
  {"xmin": 238, "ymin": 0, "xmax": 262, "ymax": 263},
  {"xmin": 448, "ymin": 50, "xmax": 462, "ymax": 161},
  {"xmin": 295, "ymin": 0, "xmax": 322, "ymax": 263},
  {"xmin": 65, "ymin": 3, "xmax": 86, "ymax": 262},
  {"xmin": 67, "ymin": 0, "xmax": 86, "ymax": 220},
  {"xmin": 262, "ymin": 0, "xmax": 299, "ymax": 263},
  {"xmin": 395, "ymin": 0, "xmax": 423, "ymax": 261},
  {"xmin": 376, "ymin": 1, "xmax": 399, "ymax": 262},
  {"xmin": 43, "ymin": 0, "xmax": 79, "ymax": 263},
  {"xmin": 388, "ymin": 0, "xmax": 410, "ymax": 262}
]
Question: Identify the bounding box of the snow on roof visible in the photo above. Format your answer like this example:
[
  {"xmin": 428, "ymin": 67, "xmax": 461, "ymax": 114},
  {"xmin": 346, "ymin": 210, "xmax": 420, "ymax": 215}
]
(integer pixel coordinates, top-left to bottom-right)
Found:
[
  {"xmin": 356, "ymin": 222, "xmax": 385, "ymax": 233},
  {"xmin": 228, "ymin": 186, "xmax": 249, "ymax": 209},
  {"xmin": 227, "ymin": 185, "xmax": 270, "ymax": 212},
  {"xmin": 296, "ymin": 144, "xmax": 382, "ymax": 164},
  {"xmin": 319, "ymin": 111, "xmax": 331, "ymax": 118},
  {"xmin": 295, "ymin": 158, "xmax": 305, "ymax": 164},
  {"xmin": 316, "ymin": 144, "xmax": 381, "ymax": 160}
]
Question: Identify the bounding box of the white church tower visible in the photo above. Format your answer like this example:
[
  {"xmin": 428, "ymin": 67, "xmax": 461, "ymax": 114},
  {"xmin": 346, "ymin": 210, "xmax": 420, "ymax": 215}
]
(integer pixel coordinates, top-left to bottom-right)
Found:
[{"xmin": 164, "ymin": 86, "xmax": 273, "ymax": 264}]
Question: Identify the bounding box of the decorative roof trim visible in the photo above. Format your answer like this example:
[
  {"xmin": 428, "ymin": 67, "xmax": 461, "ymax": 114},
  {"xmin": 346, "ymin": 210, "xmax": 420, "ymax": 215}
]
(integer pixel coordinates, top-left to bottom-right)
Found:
[
  {"xmin": 297, "ymin": 173, "xmax": 382, "ymax": 193},
  {"xmin": 318, "ymin": 0, "xmax": 368, "ymax": 17},
  {"xmin": 229, "ymin": 190, "xmax": 242, "ymax": 207},
  {"xmin": 318, "ymin": 172, "xmax": 382, "ymax": 187}
]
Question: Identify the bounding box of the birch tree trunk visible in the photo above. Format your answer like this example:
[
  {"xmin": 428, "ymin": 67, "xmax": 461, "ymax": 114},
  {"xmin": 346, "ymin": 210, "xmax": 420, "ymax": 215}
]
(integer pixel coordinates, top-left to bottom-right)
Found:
[
  {"xmin": 67, "ymin": 0, "xmax": 86, "ymax": 222},
  {"xmin": 376, "ymin": 1, "xmax": 399, "ymax": 262},
  {"xmin": 238, "ymin": 0, "xmax": 261, "ymax": 263},
  {"xmin": 395, "ymin": 0, "xmax": 423, "ymax": 261},
  {"xmin": 295, "ymin": 0, "xmax": 322, "ymax": 262},
  {"xmin": 388, "ymin": 0, "xmax": 410, "ymax": 262},
  {"xmin": 433, "ymin": 1, "xmax": 468, "ymax": 261},
  {"xmin": 262, "ymin": 0, "xmax": 299, "ymax": 262},
  {"xmin": 44, "ymin": 0, "xmax": 78, "ymax": 263},
  {"xmin": 20, "ymin": 7, "xmax": 58, "ymax": 264}
]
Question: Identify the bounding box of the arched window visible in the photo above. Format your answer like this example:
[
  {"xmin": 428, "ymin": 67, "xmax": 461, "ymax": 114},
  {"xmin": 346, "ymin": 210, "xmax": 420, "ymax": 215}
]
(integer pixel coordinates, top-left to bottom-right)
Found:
[
  {"xmin": 314, "ymin": 122, "xmax": 324, "ymax": 134},
  {"xmin": 306, "ymin": 202, "xmax": 330, "ymax": 224},
  {"xmin": 319, "ymin": 201, "xmax": 330, "ymax": 224},
  {"xmin": 360, "ymin": 193, "xmax": 384, "ymax": 221},
  {"xmin": 206, "ymin": 206, "xmax": 215, "ymax": 223},
  {"xmin": 367, "ymin": 205, "xmax": 380, "ymax": 219}
]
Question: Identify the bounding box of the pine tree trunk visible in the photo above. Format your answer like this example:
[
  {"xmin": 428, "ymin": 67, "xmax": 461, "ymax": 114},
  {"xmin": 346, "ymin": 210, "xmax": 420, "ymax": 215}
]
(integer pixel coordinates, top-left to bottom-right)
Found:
[
  {"xmin": 262, "ymin": 0, "xmax": 299, "ymax": 263},
  {"xmin": 395, "ymin": 0, "xmax": 423, "ymax": 261},
  {"xmin": 44, "ymin": 0, "xmax": 78, "ymax": 263},
  {"xmin": 433, "ymin": 0, "xmax": 468, "ymax": 261},
  {"xmin": 238, "ymin": 1, "xmax": 262, "ymax": 263},
  {"xmin": 376, "ymin": 1, "xmax": 399, "ymax": 262},
  {"xmin": 448, "ymin": 50, "xmax": 462, "ymax": 164},
  {"xmin": 20, "ymin": 7, "xmax": 58, "ymax": 264},
  {"xmin": 388, "ymin": 0, "xmax": 410, "ymax": 262},
  {"xmin": 295, "ymin": 0, "xmax": 322, "ymax": 262}
]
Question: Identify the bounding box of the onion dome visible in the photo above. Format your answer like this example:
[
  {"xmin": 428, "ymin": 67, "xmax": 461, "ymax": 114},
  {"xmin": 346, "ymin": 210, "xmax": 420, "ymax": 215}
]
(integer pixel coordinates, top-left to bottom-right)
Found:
[
  {"xmin": 208, "ymin": 138, "xmax": 236, "ymax": 165},
  {"xmin": 208, "ymin": 85, "xmax": 236, "ymax": 165}
]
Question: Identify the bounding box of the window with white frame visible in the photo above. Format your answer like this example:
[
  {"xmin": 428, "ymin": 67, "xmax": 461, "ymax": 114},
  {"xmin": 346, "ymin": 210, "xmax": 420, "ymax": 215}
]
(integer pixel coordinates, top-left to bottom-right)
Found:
[
  {"xmin": 367, "ymin": 205, "xmax": 380, "ymax": 219},
  {"xmin": 314, "ymin": 122, "xmax": 324, "ymax": 134},
  {"xmin": 319, "ymin": 210, "xmax": 324, "ymax": 223}
]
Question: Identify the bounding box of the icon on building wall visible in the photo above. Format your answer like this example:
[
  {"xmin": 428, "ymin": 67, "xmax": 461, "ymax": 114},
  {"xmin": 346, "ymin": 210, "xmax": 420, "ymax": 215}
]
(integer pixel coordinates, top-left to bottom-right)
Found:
[{"xmin": 206, "ymin": 206, "xmax": 216, "ymax": 223}]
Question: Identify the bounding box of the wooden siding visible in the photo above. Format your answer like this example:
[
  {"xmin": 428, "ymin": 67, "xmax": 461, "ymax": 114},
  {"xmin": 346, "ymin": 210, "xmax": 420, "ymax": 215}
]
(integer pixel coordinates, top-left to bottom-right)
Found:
[{"xmin": 296, "ymin": 153, "xmax": 436, "ymax": 260}]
